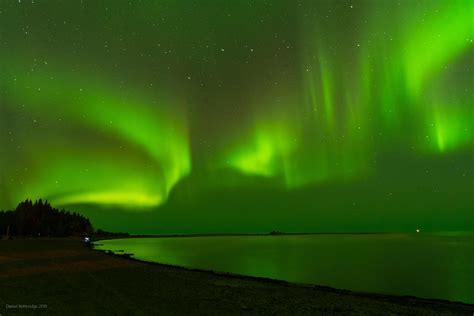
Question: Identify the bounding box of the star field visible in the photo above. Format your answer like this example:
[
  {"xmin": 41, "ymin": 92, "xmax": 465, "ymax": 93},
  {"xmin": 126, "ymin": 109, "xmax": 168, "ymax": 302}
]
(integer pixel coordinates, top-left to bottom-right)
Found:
[{"xmin": 0, "ymin": 0, "xmax": 473, "ymax": 233}]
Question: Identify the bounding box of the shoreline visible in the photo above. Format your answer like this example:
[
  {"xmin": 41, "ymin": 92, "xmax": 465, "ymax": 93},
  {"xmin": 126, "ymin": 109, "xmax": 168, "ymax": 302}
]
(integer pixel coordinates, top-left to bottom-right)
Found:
[
  {"xmin": 1, "ymin": 237, "xmax": 473, "ymax": 315},
  {"xmin": 94, "ymin": 230, "xmax": 474, "ymax": 240},
  {"xmin": 93, "ymin": 231, "xmax": 411, "ymax": 241},
  {"xmin": 93, "ymin": 242, "xmax": 474, "ymax": 308}
]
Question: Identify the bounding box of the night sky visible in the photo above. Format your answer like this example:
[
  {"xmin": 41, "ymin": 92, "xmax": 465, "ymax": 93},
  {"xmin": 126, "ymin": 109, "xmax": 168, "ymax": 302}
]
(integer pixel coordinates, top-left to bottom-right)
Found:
[{"xmin": 1, "ymin": 0, "xmax": 473, "ymax": 234}]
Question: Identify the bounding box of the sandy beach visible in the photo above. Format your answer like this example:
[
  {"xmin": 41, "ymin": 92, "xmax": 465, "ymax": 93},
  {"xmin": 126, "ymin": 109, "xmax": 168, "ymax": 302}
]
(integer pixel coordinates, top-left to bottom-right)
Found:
[{"xmin": 0, "ymin": 238, "xmax": 473, "ymax": 315}]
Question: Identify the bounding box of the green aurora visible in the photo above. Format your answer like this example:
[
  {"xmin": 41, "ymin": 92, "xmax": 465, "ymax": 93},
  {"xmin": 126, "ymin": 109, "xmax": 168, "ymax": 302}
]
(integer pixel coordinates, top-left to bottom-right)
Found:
[{"xmin": 1, "ymin": 0, "xmax": 473, "ymax": 233}]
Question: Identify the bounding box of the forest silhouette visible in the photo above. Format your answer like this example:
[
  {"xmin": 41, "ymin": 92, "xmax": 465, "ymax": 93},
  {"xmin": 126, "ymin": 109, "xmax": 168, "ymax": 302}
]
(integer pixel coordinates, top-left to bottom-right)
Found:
[{"xmin": 0, "ymin": 199, "xmax": 93, "ymax": 237}]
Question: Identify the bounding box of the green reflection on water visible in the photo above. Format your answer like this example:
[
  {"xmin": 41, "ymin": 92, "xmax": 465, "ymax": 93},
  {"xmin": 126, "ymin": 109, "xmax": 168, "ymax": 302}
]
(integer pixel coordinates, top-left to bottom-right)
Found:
[{"xmin": 95, "ymin": 234, "xmax": 474, "ymax": 304}]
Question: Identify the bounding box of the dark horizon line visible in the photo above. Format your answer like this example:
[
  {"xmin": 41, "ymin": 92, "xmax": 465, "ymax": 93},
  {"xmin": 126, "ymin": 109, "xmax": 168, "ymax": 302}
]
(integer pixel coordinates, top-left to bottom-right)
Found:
[{"xmin": 94, "ymin": 230, "xmax": 471, "ymax": 240}]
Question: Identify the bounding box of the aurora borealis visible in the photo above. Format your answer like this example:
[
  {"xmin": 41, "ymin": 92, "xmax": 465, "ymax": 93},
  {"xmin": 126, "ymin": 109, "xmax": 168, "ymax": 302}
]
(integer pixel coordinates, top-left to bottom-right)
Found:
[{"xmin": 1, "ymin": 0, "xmax": 473, "ymax": 233}]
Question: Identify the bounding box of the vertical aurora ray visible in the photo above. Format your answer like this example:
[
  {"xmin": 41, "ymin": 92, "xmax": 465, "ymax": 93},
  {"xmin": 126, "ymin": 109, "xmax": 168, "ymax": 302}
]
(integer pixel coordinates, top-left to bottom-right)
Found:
[
  {"xmin": 318, "ymin": 52, "xmax": 335, "ymax": 130},
  {"xmin": 359, "ymin": 0, "xmax": 474, "ymax": 153},
  {"xmin": 422, "ymin": 84, "xmax": 474, "ymax": 154},
  {"xmin": 0, "ymin": 0, "xmax": 473, "ymax": 233},
  {"xmin": 219, "ymin": 84, "xmax": 370, "ymax": 189},
  {"xmin": 430, "ymin": 105, "xmax": 473, "ymax": 153},
  {"xmin": 401, "ymin": 1, "xmax": 474, "ymax": 100},
  {"xmin": 399, "ymin": 0, "xmax": 473, "ymax": 153},
  {"xmin": 220, "ymin": 0, "xmax": 473, "ymax": 188}
]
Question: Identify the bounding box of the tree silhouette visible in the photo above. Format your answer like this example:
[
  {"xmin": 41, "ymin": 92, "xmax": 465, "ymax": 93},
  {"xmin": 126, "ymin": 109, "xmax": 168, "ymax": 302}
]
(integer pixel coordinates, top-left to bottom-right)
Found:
[{"xmin": 0, "ymin": 199, "xmax": 93, "ymax": 237}]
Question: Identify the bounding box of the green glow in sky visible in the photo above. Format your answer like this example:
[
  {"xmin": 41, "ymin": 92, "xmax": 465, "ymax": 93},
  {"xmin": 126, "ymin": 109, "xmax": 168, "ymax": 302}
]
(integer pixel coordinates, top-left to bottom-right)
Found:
[
  {"xmin": 2, "ymin": 62, "xmax": 190, "ymax": 208},
  {"xmin": 0, "ymin": 0, "xmax": 473, "ymax": 233}
]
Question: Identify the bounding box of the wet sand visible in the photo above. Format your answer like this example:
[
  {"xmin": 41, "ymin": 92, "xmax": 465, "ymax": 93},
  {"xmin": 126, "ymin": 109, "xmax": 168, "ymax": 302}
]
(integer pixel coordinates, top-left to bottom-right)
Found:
[{"xmin": 0, "ymin": 238, "xmax": 473, "ymax": 315}]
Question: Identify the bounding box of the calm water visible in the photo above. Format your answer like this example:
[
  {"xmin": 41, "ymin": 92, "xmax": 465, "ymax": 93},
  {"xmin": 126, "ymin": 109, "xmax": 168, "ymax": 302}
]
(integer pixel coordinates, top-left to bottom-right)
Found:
[{"xmin": 94, "ymin": 233, "xmax": 474, "ymax": 304}]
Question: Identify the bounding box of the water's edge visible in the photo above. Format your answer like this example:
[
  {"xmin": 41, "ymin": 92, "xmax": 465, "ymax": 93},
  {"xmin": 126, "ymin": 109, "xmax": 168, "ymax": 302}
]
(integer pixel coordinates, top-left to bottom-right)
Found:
[{"xmin": 92, "ymin": 239, "xmax": 474, "ymax": 308}]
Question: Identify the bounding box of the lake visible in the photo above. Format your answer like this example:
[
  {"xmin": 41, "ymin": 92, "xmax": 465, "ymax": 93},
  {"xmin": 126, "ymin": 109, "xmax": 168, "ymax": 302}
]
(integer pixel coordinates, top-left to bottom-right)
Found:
[{"xmin": 94, "ymin": 233, "xmax": 474, "ymax": 304}]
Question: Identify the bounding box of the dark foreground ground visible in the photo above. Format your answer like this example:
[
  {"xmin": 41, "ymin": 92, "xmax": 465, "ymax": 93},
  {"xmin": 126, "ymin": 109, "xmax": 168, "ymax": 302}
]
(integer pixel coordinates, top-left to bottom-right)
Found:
[{"xmin": 0, "ymin": 238, "xmax": 473, "ymax": 315}]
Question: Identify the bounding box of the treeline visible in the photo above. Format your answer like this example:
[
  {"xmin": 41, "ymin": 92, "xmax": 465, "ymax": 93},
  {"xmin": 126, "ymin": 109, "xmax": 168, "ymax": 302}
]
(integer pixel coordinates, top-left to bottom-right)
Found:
[
  {"xmin": 95, "ymin": 229, "xmax": 129, "ymax": 238},
  {"xmin": 0, "ymin": 199, "xmax": 93, "ymax": 237}
]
